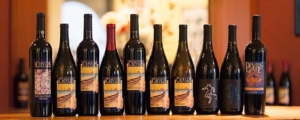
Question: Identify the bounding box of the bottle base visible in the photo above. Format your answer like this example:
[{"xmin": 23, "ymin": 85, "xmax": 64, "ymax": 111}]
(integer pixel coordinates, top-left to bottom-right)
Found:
[
  {"xmin": 220, "ymin": 108, "xmax": 242, "ymax": 114},
  {"xmin": 196, "ymin": 108, "xmax": 218, "ymax": 114}
]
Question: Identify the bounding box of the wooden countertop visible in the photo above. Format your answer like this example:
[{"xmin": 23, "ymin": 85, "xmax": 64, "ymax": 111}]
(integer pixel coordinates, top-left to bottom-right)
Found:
[{"xmin": 1, "ymin": 106, "xmax": 299, "ymax": 119}]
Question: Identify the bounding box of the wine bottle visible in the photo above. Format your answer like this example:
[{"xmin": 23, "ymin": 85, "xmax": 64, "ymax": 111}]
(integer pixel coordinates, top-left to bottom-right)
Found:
[
  {"xmin": 123, "ymin": 14, "xmax": 146, "ymax": 115},
  {"xmin": 29, "ymin": 12, "xmax": 52, "ymax": 117},
  {"xmin": 219, "ymin": 25, "xmax": 243, "ymax": 114},
  {"xmin": 100, "ymin": 24, "xmax": 124, "ymax": 115},
  {"xmin": 278, "ymin": 59, "xmax": 291, "ymax": 106},
  {"xmin": 53, "ymin": 24, "xmax": 77, "ymax": 116},
  {"xmin": 195, "ymin": 24, "xmax": 219, "ymax": 114},
  {"xmin": 266, "ymin": 59, "xmax": 276, "ymax": 105},
  {"xmin": 146, "ymin": 24, "xmax": 170, "ymax": 114},
  {"xmin": 14, "ymin": 58, "xmax": 29, "ymax": 108},
  {"xmin": 244, "ymin": 15, "xmax": 267, "ymax": 115},
  {"xmin": 170, "ymin": 24, "xmax": 195, "ymax": 114},
  {"xmin": 76, "ymin": 14, "xmax": 99, "ymax": 116}
]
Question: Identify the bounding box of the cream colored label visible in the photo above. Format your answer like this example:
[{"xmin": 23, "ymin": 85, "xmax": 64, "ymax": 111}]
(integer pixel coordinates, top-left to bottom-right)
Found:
[
  {"xmin": 103, "ymin": 77, "xmax": 123, "ymax": 109},
  {"xmin": 57, "ymin": 77, "xmax": 76, "ymax": 109},
  {"xmin": 174, "ymin": 77, "xmax": 193, "ymax": 108},
  {"xmin": 126, "ymin": 60, "xmax": 145, "ymax": 92},
  {"xmin": 80, "ymin": 61, "xmax": 98, "ymax": 93},
  {"xmin": 150, "ymin": 78, "xmax": 169, "ymax": 108},
  {"xmin": 279, "ymin": 87, "xmax": 289, "ymax": 105},
  {"xmin": 266, "ymin": 87, "xmax": 275, "ymax": 104}
]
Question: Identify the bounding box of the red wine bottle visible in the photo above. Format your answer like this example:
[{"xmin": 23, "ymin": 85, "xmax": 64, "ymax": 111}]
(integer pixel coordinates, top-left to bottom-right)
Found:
[
  {"xmin": 14, "ymin": 58, "xmax": 29, "ymax": 108},
  {"xmin": 53, "ymin": 24, "xmax": 77, "ymax": 116},
  {"xmin": 76, "ymin": 14, "xmax": 99, "ymax": 116},
  {"xmin": 29, "ymin": 12, "xmax": 52, "ymax": 117},
  {"xmin": 123, "ymin": 14, "xmax": 146, "ymax": 115},
  {"xmin": 266, "ymin": 59, "xmax": 276, "ymax": 105},
  {"xmin": 100, "ymin": 24, "xmax": 124, "ymax": 115},
  {"xmin": 170, "ymin": 25, "xmax": 195, "ymax": 114},
  {"xmin": 219, "ymin": 25, "xmax": 243, "ymax": 114},
  {"xmin": 244, "ymin": 15, "xmax": 267, "ymax": 115},
  {"xmin": 195, "ymin": 24, "xmax": 219, "ymax": 114},
  {"xmin": 146, "ymin": 24, "xmax": 170, "ymax": 114},
  {"xmin": 278, "ymin": 59, "xmax": 291, "ymax": 106}
]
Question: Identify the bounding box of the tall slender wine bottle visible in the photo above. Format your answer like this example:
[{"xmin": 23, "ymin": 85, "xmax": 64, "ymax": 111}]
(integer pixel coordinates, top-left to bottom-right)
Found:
[
  {"xmin": 14, "ymin": 58, "xmax": 29, "ymax": 109},
  {"xmin": 100, "ymin": 24, "xmax": 124, "ymax": 115},
  {"xmin": 146, "ymin": 24, "xmax": 170, "ymax": 114},
  {"xmin": 29, "ymin": 13, "xmax": 52, "ymax": 117},
  {"xmin": 170, "ymin": 25, "xmax": 195, "ymax": 114},
  {"xmin": 76, "ymin": 14, "xmax": 99, "ymax": 116},
  {"xmin": 123, "ymin": 14, "xmax": 146, "ymax": 115},
  {"xmin": 195, "ymin": 24, "xmax": 219, "ymax": 114},
  {"xmin": 244, "ymin": 15, "xmax": 267, "ymax": 115},
  {"xmin": 219, "ymin": 25, "xmax": 243, "ymax": 114},
  {"xmin": 266, "ymin": 59, "xmax": 276, "ymax": 105},
  {"xmin": 278, "ymin": 59, "xmax": 291, "ymax": 106},
  {"xmin": 53, "ymin": 24, "xmax": 77, "ymax": 116}
]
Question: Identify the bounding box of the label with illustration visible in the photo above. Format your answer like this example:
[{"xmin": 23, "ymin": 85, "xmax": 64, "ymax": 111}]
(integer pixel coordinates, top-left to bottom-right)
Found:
[
  {"xmin": 198, "ymin": 79, "xmax": 219, "ymax": 108},
  {"xmin": 57, "ymin": 77, "xmax": 76, "ymax": 109},
  {"xmin": 126, "ymin": 60, "xmax": 145, "ymax": 92},
  {"xmin": 150, "ymin": 77, "xmax": 169, "ymax": 108},
  {"xmin": 245, "ymin": 62, "xmax": 265, "ymax": 94},
  {"xmin": 103, "ymin": 77, "xmax": 123, "ymax": 109},
  {"xmin": 80, "ymin": 61, "xmax": 98, "ymax": 93},
  {"xmin": 278, "ymin": 87, "xmax": 290, "ymax": 105},
  {"xmin": 220, "ymin": 79, "xmax": 240, "ymax": 109},
  {"xmin": 34, "ymin": 61, "xmax": 51, "ymax": 101},
  {"xmin": 174, "ymin": 77, "xmax": 193, "ymax": 108},
  {"xmin": 17, "ymin": 81, "xmax": 29, "ymax": 102},
  {"xmin": 266, "ymin": 87, "xmax": 275, "ymax": 104}
]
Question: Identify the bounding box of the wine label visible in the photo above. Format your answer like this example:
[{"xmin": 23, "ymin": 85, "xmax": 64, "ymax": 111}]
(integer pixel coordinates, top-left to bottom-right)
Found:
[
  {"xmin": 278, "ymin": 87, "xmax": 290, "ymax": 105},
  {"xmin": 174, "ymin": 77, "xmax": 193, "ymax": 108},
  {"xmin": 17, "ymin": 81, "xmax": 29, "ymax": 101},
  {"xmin": 103, "ymin": 77, "xmax": 123, "ymax": 109},
  {"xmin": 57, "ymin": 77, "xmax": 76, "ymax": 109},
  {"xmin": 150, "ymin": 77, "xmax": 169, "ymax": 108},
  {"xmin": 244, "ymin": 62, "xmax": 265, "ymax": 94},
  {"xmin": 34, "ymin": 61, "xmax": 51, "ymax": 101},
  {"xmin": 197, "ymin": 79, "xmax": 218, "ymax": 108},
  {"xmin": 80, "ymin": 61, "xmax": 98, "ymax": 93},
  {"xmin": 220, "ymin": 79, "xmax": 241, "ymax": 109},
  {"xmin": 126, "ymin": 60, "xmax": 145, "ymax": 92},
  {"xmin": 266, "ymin": 87, "xmax": 275, "ymax": 104}
]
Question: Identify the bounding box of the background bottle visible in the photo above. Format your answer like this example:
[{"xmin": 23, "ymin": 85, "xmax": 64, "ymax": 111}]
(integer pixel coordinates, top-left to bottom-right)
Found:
[
  {"xmin": 52, "ymin": 24, "xmax": 77, "ymax": 116},
  {"xmin": 219, "ymin": 25, "xmax": 243, "ymax": 114},
  {"xmin": 266, "ymin": 59, "xmax": 276, "ymax": 105},
  {"xmin": 123, "ymin": 14, "xmax": 146, "ymax": 115},
  {"xmin": 195, "ymin": 24, "xmax": 219, "ymax": 114},
  {"xmin": 29, "ymin": 13, "xmax": 52, "ymax": 117},
  {"xmin": 146, "ymin": 24, "xmax": 170, "ymax": 114},
  {"xmin": 244, "ymin": 15, "xmax": 267, "ymax": 115},
  {"xmin": 100, "ymin": 24, "xmax": 124, "ymax": 115},
  {"xmin": 278, "ymin": 59, "xmax": 291, "ymax": 105},
  {"xmin": 170, "ymin": 25, "xmax": 195, "ymax": 114},
  {"xmin": 76, "ymin": 14, "xmax": 99, "ymax": 116},
  {"xmin": 14, "ymin": 58, "xmax": 29, "ymax": 108}
]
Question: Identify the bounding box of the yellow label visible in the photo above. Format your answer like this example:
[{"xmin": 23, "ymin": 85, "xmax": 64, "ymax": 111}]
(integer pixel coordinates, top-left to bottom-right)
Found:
[
  {"xmin": 279, "ymin": 87, "xmax": 289, "ymax": 105},
  {"xmin": 174, "ymin": 77, "xmax": 193, "ymax": 108},
  {"xmin": 266, "ymin": 87, "xmax": 275, "ymax": 104},
  {"xmin": 103, "ymin": 77, "xmax": 123, "ymax": 109},
  {"xmin": 57, "ymin": 77, "xmax": 76, "ymax": 109},
  {"xmin": 80, "ymin": 61, "xmax": 98, "ymax": 93},
  {"xmin": 150, "ymin": 77, "xmax": 169, "ymax": 108},
  {"xmin": 18, "ymin": 81, "xmax": 29, "ymax": 101},
  {"xmin": 126, "ymin": 60, "xmax": 145, "ymax": 92}
]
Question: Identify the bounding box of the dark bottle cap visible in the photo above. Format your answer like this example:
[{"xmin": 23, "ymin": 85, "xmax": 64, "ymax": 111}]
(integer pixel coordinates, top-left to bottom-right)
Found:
[
  {"xmin": 60, "ymin": 23, "xmax": 69, "ymax": 28},
  {"xmin": 60, "ymin": 24, "xmax": 69, "ymax": 41},
  {"xmin": 153, "ymin": 24, "xmax": 162, "ymax": 42},
  {"xmin": 84, "ymin": 14, "xmax": 92, "ymax": 32},
  {"xmin": 204, "ymin": 24, "xmax": 212, "ymax": 42},
  {"xmin": 106, "ymin": 24, "xmax": 116, "ymax": 50},
  {"xmin": 252, "ymin": 15, "xmax": 261, "ymax": 40},
  {"xmin": 228, "ymin": 24, "xmax": 237, "ymax": 42},
  {"xmin": 179, "ymin": 24, "xmax": 188, "ymax": 42},
  {"xmin": 36, "ymin": 12, "xmax": 45, "ymax": 38},
  {"xmin": 130, "ymin": 14, "xmax": 139, "ymax": 31}
]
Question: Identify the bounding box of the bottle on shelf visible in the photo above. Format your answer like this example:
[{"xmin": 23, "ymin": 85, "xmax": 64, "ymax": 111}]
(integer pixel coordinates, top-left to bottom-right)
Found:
[
  {"xmin": 195, "ymin": 24, "xmax": 219, "ymax": 114},
  {"xmin": 29, "ymin": 12, "xmax": 52, "ymax": 117},
  {"xmin": 219, "ymin": 25, "xmax": 243, "ymax": 114},
  {"xmin": 146, "ymin": 24, "xmax": 170, "ymax": 114},
  {"xmin": 76, "ymin": 14, "xmax": 99, "ymax": 116},
  {"xmin": 52, "ymin": 24, "xmax": 77, "ymax": 116},
  {"xmin": 244, "ymin": 15, "xmax": 267, "ymax": 115},
  {"xmin": 278, "ymin": 58, "xmax": 291, "ymax": 106},
  {"xmin": 123, "ymin": 14, "xmax": 146, "ymax": 115},
  {"xmin": 100, "ymin": 24, "xmax": 124, "ymax": 115},
  {"xmin": 266, "ymin": 59, "xmax": 276, "ymax": 105},
  {"xmin": 170, "ymin": 24, "xmax": 195, "ymax": 114},
  {"xmin": 14, "ymin": 58, "xmax": 29, "ymax": 109}
]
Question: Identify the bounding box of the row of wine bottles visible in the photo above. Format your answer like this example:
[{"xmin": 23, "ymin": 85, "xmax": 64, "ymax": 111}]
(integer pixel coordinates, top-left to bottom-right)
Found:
[
  {"xmin": 29, "ymin": 13, "xmax": 267, "ymax": 117},
  {"xmin": 266, "ymin": 59, "xmax": 291, "ymax": 105}
]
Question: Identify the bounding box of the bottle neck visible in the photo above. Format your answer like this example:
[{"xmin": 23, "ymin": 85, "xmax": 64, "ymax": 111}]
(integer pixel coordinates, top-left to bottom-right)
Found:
[
  {"xmin": 36, "ymin": 16, "xmax": 45, "ymax": 39},
  {"xmin": 203, "ymin": 25, "xmax": 213, "ymax": 50},
  {"xmin": 19, "ymin": 59, "xmax": 25, "ymax": 73},
  {"xmin": 153, "ymin": 25, "xmax": 163, "ymax": 49},
  {"xmin": 282, "ymin": 59, "xmax": 288, "ymax": 73},
  {"xmin": 130, "ymin": 15, "xmax": 139, "ymax": 39},
  {"xmin": 106, "ymin": 26, "xmax": 116, "ymax": 51},
  {"xmin": 178, "ymin": 27, "xmax": 188, "ymax": 51},
  {"xmin": 59, "ymin": 27, "xmax": 70, "ymax": 48},
  {"xmin": 267, "ymin": 61, "xmax": 273, "ymax": 74},
  {"xmin": 227, "ymin": 26, "xmax": 237, "ymax": 52},
  {"xmin": 83, "ymin": 17, "xmax": 93, "ymax": 40},
  {"xmin": 252, "ymin": 16, "xmax": 261, "ymax": 41}
]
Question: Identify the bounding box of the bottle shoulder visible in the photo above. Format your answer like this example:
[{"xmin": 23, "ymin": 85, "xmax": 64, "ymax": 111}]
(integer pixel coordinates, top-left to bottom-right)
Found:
[
  {"xmin": 245, "ymin": 40, "xmax": 267, "ymax": 52},
  {"xmin": 77, "ymin": 39, "xmax": 99, "ymax": 50},
  {"xmin": 124, "ymin": 39, "xmax": 145, "ymax": 50},
  {"xmin": 101, "ymin": 51, "xmax": 123, "ymax": 69},
  {"xmin": 30, "ymin": 39, "xmax": 52, "ymax": 50}
]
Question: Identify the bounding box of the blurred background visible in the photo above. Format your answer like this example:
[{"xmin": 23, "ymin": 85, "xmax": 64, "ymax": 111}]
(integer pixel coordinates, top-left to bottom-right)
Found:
[{"xmin": 0, "ymin": 0, "xmax": 299, "ymax": 113}]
